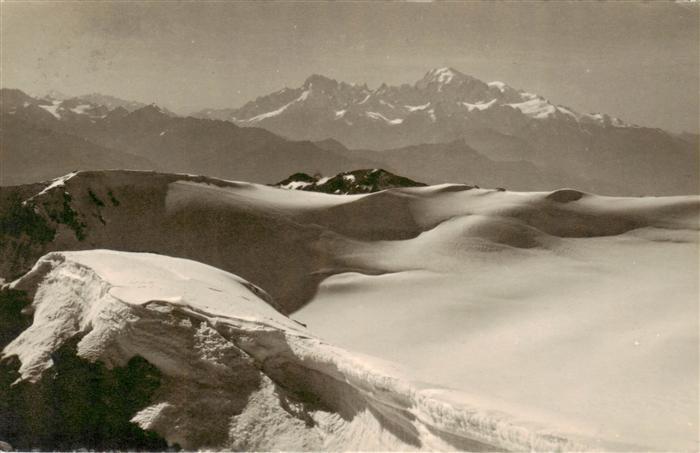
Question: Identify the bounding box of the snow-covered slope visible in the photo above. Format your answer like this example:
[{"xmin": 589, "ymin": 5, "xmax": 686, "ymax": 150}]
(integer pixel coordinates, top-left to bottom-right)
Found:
[
  {"xmin": 1, "ymin": 170, "xmax": 698, "ymax": 450},
  {"xmin": 296, "ymin": 188, "xmax": 700, "ymax": 451},
  {"xmin": 1, "ymin": 89, "xmax": 386, "ymax": 188},
  {"xmin": 3, "ymin": 250, "xmax": 587, "ymax": 451}
]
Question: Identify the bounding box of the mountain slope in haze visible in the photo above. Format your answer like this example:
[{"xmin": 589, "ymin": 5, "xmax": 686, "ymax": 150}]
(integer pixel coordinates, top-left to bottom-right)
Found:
[
  {"xmin": 194, "ymin": 68, "xmax": 699, "ymax": 196},
  {"xmin": 317, "ymin": 139, "xmax": 603, "ymax": 193},
  {"xmin": 69, "ymin": 92, "xmax": 149, "ymax": 112},
  {"xmin": 275, "ymin": 168, "xmax": 427, "ymax": 194},
  {"xmin": 4, "ymin": 79, "xmax": 697, "ymax": 195},
  {"xmin": 3, "ymin": 88, "xmax": 557, "ymax": 190},
  {"xmin": 0, "ymin": 89, "xmax": 383, "ymax": 185},
  {"xmin": 0, "ymin": 170, "xmax": 698, "ymax": 450},
  {"xmin": 0, "ymin": 115, "xmax": 153, "ymax": 186},
  {"xmin": 0, "ymin": 89, "xmax": 156, "ymax": 185},
  {"xmin": 35, "ymin": 91, "xmax": 162, "ymax": 114},
  {"xmin": 64, "ymin": 104, "xmax": 377, "ymax": 183}
]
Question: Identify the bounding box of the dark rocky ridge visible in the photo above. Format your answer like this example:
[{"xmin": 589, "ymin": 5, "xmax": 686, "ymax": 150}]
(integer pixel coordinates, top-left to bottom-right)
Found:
[{"xmin": 274, "ymin": 169, "xmax": 427, "ymax": 194}]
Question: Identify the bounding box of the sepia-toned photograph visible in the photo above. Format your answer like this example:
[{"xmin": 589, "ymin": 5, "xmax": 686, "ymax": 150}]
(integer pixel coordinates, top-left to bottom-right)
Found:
[{"xmin": 0, "ymin": 1, "xmax": 698, "ymax": 451}]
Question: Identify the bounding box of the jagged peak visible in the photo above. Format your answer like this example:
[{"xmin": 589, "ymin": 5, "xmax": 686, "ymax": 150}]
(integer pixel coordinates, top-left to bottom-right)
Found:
[
  {"xmin": 303, "ymin": 74, "xmax": 339, "ymax": 90},
  {"xmin": 427, "ymin": 67, "xmax": 462, "ymax": 81},
  {"xmin": 420, "ymin": 67, "xmax": 471, "ymax": 85}
]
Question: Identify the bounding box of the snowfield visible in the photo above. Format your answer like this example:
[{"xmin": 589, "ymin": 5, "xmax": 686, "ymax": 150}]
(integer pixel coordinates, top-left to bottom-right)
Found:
[
  {"xmin": 1, "ymin": 170, "xmax": 698, "ymax": 451},
  {"xmin": 4, "ymin": 250, "xmax": 587, "ymax": 451},
  {"xmin": 295, "ymin": 189, "xmax": 699, "ymax": 451}
]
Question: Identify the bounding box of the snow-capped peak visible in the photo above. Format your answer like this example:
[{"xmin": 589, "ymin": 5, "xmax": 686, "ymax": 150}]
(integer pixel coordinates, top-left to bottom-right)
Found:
[
  {"xmin": 415, "ymin": 67, "xmax": 486, "ymax": 93},
  {"xmin": 191, "ymin": 68, "xmax": 634, "ymax": 135},
  {"xmin": 421, "ymin": 67, "xmax": 467, "ymax": 86},
  {"xmin": 431, "ymin": 67, "xmax": 457, "ymax": 84}
]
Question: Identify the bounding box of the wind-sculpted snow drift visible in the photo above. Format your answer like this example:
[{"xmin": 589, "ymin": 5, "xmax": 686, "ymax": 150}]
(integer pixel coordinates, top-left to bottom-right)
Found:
[{"xmin": 3, "ymin": 251, "xmax": 586, "ymax": 451}]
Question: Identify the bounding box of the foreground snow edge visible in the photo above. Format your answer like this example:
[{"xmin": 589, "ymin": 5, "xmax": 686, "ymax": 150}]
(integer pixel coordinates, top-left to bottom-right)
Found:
[{"xmin": 3, "ymin": 250, "xmax": 588, "ymax": 451}]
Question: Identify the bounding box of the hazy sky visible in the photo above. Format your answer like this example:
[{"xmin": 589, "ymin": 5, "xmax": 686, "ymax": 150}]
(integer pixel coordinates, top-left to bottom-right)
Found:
[{"xmin": 2, "ymin": 1, "xmax": 698, "ymax": 132}]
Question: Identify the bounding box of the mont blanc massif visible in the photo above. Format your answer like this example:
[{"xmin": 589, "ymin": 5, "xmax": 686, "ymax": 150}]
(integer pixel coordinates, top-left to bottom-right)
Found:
[{"xmin": 0, "ymin": 67, "xmax": 698, "ymax": 452}]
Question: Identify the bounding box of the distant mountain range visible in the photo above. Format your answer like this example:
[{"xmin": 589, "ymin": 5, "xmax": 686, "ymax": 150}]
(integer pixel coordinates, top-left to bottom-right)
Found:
[
  {"xmin": 63, "ymin": 93, "xmax": 151, "ymax": 113},
  {"xmin": 0, "ymin": 89, "xmax": 377, "ymax": 186},
  {"xmin": 2, "ymin": 67, "xmax": 698, "ymax": 195},
  {"xmin": 0, "ymin": 87, "xmax": 555, "ymax": 191},
  {"xmin": 193, "ymin": 67, "xmax": 699, "ymax": 195},
  {"xmin": 194, "ymin": 68, "xmax": 630, "ymax": 148}
]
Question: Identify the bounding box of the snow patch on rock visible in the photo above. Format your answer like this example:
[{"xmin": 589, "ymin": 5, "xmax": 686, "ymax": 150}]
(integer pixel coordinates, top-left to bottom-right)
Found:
[
  {"xmin": 507, "ymin": 98, "xmax": 558, "ymax": 119},
  {"xmin": 38, "ymin": 100, "xmax": 62, "ymax": 119},
  {"xmin": 462, "ymin": 99, "xmax": 497, "ymax": 112},
  {"xmin": 366, "ymin": 111, "xmax": 404, "ymax": 125},
  {"xmin": 405, "ymin": 103, "xmax": 431, "ymax": 112}
]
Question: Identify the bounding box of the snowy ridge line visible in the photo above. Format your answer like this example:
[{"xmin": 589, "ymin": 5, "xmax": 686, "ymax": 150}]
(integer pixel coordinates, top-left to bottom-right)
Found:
[
  {"xmin": 3, "ymin": 250, "xmax": 590, "ymax": 451},
  {"xmin": 20, "ymin": 170, "xmax": 256, "ymax": 204},
  {"xmin": 241, "ymin": 89, "xmax": 310, "ymax": 123},
  {"xmin": 24, "ymin": 171, "xmax": 79, "ymax": 203},
  {"xmin": 211, "ymin": 68, "xmax": 632, "ymax": 129}
]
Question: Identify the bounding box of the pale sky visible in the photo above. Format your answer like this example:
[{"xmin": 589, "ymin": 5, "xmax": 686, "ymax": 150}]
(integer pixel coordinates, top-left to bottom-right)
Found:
[{"xmin": 2, "ymin": 1, "xmax": 698, "ymax": 133}]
